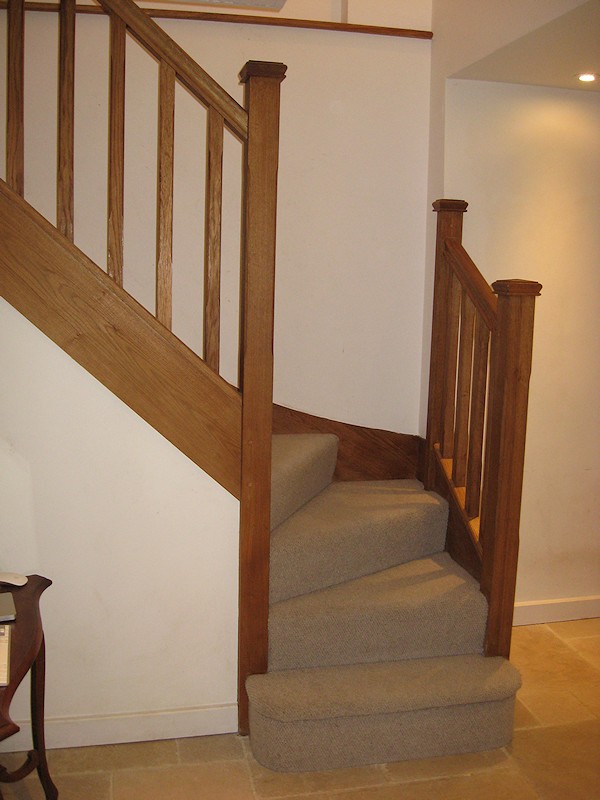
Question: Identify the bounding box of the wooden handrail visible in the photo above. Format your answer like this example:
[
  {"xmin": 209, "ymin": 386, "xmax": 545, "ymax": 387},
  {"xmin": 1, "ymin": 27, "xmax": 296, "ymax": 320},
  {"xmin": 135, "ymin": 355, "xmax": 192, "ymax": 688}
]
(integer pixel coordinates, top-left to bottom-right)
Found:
[
  {"xmin": 427, "ymin": 200, "xmax": 541, "ymax": 660},
  {"xmin": 444, "ymin": 239, "xmax": 497, "ymax": 331},
  {"xmin": 0, "ymin": 179, "xmax": 243, "ymax": 496},
  {"xmin": 0, "ymin": 2, "xmax": 434, "ymax": 40},
  {"xmin": 95, "ymin": 0, "xmax": 248, "ymax": 140}
]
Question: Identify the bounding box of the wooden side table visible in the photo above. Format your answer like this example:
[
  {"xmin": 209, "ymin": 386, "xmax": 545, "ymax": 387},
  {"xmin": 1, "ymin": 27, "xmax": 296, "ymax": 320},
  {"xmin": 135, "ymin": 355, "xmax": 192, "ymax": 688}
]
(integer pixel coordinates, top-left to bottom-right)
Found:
[{"xmin": 0, "ymin": 576, "xmax": 58, "ymax": 799}]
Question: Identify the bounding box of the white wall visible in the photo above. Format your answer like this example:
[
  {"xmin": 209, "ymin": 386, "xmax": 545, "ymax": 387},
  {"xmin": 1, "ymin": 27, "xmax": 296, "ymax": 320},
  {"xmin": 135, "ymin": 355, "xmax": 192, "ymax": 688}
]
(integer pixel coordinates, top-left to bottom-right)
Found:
[
  {"xmin": 444, "ymin": 80, "xmax": 600, "ymax": 621},
  {"xmin": 0, "ymin": 300, "xmax": 240, "ymax": 749},
  {"xmin": 156, "ymin": 14, "xmax": 432, "ymax": 431},
  {"xmin": 0, "ymin": 2, "xmax": 433, "ymax": 747},
  {"xmin": 427, "ymin": 0, "xmax": 600, "ymax": 623}
]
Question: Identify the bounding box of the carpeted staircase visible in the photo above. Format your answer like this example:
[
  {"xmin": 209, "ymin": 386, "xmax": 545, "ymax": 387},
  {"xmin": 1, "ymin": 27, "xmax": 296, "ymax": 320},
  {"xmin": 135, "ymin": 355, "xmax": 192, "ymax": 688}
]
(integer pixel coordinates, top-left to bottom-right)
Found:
[{"xmin": 246, "ymin": 433, "xmax": 521, "ymax": 772}]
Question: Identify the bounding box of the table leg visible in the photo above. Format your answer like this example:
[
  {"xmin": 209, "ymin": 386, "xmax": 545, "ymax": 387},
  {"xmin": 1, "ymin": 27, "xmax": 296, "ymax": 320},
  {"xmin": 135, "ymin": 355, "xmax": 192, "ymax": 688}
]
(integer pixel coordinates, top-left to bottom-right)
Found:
[{"xmin": 31, "ymin": 637, "xmax": 58, "ymax": 799}]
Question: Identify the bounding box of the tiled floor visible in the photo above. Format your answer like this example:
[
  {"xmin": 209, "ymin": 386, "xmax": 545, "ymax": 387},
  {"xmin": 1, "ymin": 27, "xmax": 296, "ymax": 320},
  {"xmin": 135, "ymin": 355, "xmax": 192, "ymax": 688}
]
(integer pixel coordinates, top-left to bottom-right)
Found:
[{"xmin": 1, "ymin": 618, "xmax": 599, "ymax": 799}]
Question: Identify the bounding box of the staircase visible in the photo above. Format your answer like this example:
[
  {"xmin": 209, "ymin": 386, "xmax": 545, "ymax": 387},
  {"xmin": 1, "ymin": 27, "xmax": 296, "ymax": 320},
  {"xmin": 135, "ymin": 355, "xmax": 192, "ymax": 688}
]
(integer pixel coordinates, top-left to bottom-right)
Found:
[
  {"xmin": 244, "ymin": 434, "xmax": 521, "ymax": 771},
  {"xmin": 2, "ymin": 0, "xmax": 540, "ymax": 773}
]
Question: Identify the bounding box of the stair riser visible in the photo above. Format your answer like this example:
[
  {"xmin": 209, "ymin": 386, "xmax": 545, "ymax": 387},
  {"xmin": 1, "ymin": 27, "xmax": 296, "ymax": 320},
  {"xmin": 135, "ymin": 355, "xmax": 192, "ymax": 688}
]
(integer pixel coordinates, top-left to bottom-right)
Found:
[
  {"xmin": 269, "ymin": 606, "xmax": 487, "ymax": 670},
  {"xmin": 271, "ymin": 494, "xmax": 448, "ymax": 603},
  {"xmin": 250, "ymin": 696, "xmax": 517, "ymax": 772}
]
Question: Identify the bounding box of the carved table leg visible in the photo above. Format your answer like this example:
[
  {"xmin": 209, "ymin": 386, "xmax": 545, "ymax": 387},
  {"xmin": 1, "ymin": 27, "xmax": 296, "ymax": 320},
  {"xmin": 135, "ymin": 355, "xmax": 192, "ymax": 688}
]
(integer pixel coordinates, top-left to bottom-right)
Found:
[{"xmin": 31, "ymin": 637, "xmax": 58, "ymax": 799}]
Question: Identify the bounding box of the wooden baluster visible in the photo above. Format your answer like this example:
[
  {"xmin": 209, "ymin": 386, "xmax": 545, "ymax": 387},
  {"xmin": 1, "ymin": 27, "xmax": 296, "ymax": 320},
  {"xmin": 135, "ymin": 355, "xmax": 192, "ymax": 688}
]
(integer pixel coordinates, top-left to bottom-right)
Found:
[
  {"xmin": 57, "ymin": 0, "xmax": 75, "ymax": 240},
  {"xmin": 425, "ymin": 200, "xmax": 468, "ymax": 487},
  {"xmin": 203, "ymin": 107, "xmax": 224, "ymax": 372},
  {"xmin": 442, "ymin": 271, "xmax": 461, "ymax": 459},
  {"xmin": 108, "ymin": 14, "xmax": 126, "ymax": 285},
  {"xmin": 465, "ymin": 315, "xmax": 490, "ymax": 520},
  {"xmin": 156, "ymin": 59, "xmax": 175, "ymax": 329},
  {"xmin": 238, "ymin": 60, "xmax": 287, "ymax": 735},
  {"xmin": 452, "ymin": 290, "xmax": 475, "ymax": 487},
  {"xmin": 481, "ymin": 279, "xmax": 542, "ymax": 657},
  {"xmin": 6, "ymin": 0, "xmax": 25, "ymax": 196}
]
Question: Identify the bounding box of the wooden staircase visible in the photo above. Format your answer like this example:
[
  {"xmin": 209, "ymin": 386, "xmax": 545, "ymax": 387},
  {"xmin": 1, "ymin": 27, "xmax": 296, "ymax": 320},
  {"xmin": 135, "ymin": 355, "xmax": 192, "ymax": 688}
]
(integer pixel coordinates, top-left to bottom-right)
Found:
[{"xmin": 1, "ymin": 0, "xmax": 541, "ymax": 769}]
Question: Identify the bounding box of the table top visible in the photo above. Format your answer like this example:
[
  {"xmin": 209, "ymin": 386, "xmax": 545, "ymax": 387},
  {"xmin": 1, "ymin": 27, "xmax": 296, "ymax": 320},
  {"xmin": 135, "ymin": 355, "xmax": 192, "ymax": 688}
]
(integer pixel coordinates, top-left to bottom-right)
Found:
[{"xmin": 0, "ymin": 576, "xmax": 51, "ymax": 741}]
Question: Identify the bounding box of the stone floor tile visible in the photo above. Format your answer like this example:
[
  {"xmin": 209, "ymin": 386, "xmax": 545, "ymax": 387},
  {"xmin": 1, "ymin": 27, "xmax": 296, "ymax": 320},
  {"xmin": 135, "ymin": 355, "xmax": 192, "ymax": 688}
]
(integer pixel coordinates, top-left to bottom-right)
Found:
[
  {"xmin": 46, "ymin": 738, "xmax": 178, "ymax": 774},
  {"xmin": 112, "ymin": 761, "xmax": 255, "ymax": 800},
  {"xmin": 384, "ymin": 747, "xmax": 510, "ymax": 782},
  {"xmin": 518, "ymin": 687, "xmax": 597, "ymax": 726},
  {"xmin": 509, "ymin": 718, "xmax": 600, "ymax": 800},
  {"xmin": 247, "ymin": 753, "xmax": 313, "ymax": 798},
  {"xmin": 304, "ymin": 763, "xmax": 388, "ymax": 793},
  {"xmin": 514, "ymin": 698, "xmax": 542, "ymax": 729},
  {"xmin": 0, "ymin": 772, "xmax": 111, "ymax": 800},
  {"xmin": 177, "ymin": 733, "xmax": 245, "ymax": 764},
  {"xmin": 547, "ymin": 618, "xmax": 600, "ymax": 640},
  {"xmin": 567, "ymin": 635, "xmax": 600, "ymax": 670},
  {"xmin": 327, "ymin": 767, "xmax": 541, "ymax": 799}
]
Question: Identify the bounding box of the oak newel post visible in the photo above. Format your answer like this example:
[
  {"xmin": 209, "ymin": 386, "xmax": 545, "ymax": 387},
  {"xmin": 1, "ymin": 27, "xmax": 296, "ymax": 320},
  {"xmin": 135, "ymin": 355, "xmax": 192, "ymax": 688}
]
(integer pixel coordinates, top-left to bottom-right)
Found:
[
  {"xmin": 425, "ymin": 200, "xmax": 468, "ymax": 489},
  {"xmin": 238, "ymin": 60, "xmax": 287, "ymax": 734},
  {"xmin": 481, "ymin": 279, "xmax": 542, "ymax": 658}
]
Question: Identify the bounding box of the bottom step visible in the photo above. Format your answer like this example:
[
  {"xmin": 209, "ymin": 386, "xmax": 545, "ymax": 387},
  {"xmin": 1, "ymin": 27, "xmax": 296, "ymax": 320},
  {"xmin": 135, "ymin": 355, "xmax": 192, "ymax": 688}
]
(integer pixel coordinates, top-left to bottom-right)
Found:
[{"xmin": 247, "ymin": 654, "xmax": 521, "ymax": 772}]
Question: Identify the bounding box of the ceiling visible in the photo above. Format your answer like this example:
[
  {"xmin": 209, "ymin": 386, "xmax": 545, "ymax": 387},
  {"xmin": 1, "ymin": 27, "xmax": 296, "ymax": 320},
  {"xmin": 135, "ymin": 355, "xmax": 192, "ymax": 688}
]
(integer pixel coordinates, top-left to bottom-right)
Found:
[{"xmin": 453, "ymin": 0, "xmax": 600, "ymax": 93}]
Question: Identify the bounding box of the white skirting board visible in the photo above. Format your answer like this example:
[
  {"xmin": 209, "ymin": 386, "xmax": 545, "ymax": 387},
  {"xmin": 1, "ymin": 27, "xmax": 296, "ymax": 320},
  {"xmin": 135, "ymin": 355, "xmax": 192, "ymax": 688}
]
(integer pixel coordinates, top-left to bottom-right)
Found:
[
  {"xmin": 0, "ymin": 703, "xmax": 239, "ymax": 752},
  {"xmin": 513, "ymin": 595, "xmax": 600, "ymax": 626}
]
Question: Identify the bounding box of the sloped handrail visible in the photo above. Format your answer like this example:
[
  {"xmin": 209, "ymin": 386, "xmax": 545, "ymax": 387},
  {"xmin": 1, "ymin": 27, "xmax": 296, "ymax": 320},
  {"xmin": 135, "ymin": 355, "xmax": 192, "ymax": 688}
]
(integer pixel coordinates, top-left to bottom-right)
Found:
[
  {"xmin": 425, "ymin": 200, "xmax": 541, "ymax": 659},
  {"xmin": 96, "ymin": 0, "xmax": 248, "ymax": 139}
]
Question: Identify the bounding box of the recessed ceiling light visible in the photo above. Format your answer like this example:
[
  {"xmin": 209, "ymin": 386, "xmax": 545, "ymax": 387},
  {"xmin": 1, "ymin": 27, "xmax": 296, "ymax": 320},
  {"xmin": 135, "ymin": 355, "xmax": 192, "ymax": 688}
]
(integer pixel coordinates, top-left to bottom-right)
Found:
[{"xmin": 578, "ymin": 73, "xmax": 598, "ymax": 82}]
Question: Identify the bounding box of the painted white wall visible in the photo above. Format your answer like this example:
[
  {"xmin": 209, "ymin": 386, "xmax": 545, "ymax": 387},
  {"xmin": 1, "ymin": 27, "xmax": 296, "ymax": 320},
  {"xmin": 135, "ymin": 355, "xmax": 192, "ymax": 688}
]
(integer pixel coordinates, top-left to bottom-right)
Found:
[
  {"xmin": 0, "ymin": 1, "xmax": 432, "ymax": 747},
  {"xmin": 444, "ymin": 80, "xmax": 600, "ymax": 621},
  {"xmin": 0, "ymin": 300, "xmax": 240, "ymax": 749},
  {"xmin": 424, "ymin": 1, "xmax": 589, "ymax": 431},
  {"xmin": 427, "ymin": 0, "xmax": 600, "ymax": 622}
]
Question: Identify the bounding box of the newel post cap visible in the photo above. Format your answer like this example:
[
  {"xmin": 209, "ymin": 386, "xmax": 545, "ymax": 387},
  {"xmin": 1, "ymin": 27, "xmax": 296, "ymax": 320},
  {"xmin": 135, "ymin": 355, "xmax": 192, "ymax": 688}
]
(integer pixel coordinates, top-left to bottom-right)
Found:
[
  {"xmin": 239, "ymin": 61, "xmax": 288, "ymax": 83},
  {"xmin": 492, "ymin": 279, "xmax": 543, "ymax": 297},
  {"xmin": 432, "ymin": 199, "xmax": 468, "ymax": 213}
]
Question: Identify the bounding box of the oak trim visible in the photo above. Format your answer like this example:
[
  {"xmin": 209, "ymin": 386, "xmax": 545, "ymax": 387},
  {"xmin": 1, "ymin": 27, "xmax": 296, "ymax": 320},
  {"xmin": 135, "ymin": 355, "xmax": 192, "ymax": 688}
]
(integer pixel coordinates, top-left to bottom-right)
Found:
[
  {"xmin": 203, "ymin": 107, "xmax": 224, "ymax": 373},
  {"xmin": 156, "ymin": 59, "xmax": 175, "ymax": 330},
  {"xmin": 237, "ymin": 61, "xmax": 286, "ymax": 734},
  {"xmin": 6, "ymin": 0, "xmax": 25, "ymax": 195},
  {"xmin": 0, "ymin": 2, "xmax": 434, "ymax": 40},
  {"xmin": 444, "ymin": 239, "xmax": 497, "ymax": 331},
  {"xmin": 95, "ymin": 0, "xmax": 248, "ymax": 139},
  {"xmin": 272, "ymin": 404, "xmax": 421, "ymax": 481},
  {"xmin": 107, "ymin": 13, "xmax": 126, "ymax": 286},
  {"xmin": 0, "ymin": 179, "xmax": 242, "ymax": 497},
  {"xmin": 57, "ymin": 0, "xmax": 75, "ymax": 241}
]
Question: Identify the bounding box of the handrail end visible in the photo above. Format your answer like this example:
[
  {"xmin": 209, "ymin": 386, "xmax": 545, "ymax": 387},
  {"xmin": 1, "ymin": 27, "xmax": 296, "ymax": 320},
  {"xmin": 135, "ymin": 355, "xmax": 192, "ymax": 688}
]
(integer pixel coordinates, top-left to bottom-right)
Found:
[
  {"xmin": 492, "ymin": 279, "xmax": 543, "ymax": 297},
  {"xmin": 432, "ymin": 199, "xmax": 468, "ymax": 213},
  {"xmin": 239, "ymin": 61, "xmax": 288, "ymax": 83}
]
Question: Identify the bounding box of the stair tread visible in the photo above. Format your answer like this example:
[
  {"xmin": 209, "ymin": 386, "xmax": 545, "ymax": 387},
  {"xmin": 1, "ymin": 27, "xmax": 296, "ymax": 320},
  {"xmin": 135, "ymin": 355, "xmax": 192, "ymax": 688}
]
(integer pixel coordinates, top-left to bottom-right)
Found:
[
  {"xmin": 269, "ymin": 553, "xmax": 488, "ymax": 669},
  {"xmin": 271, "ymin": 434, "xmax": 338, "ymax": 530},
  {"xmin": 247, "ymin": 653, "xmax": 521, "ymax": 722},
  {"xmin": 271, "ymin": 479, "xmax": 448, "ymax": 602}
]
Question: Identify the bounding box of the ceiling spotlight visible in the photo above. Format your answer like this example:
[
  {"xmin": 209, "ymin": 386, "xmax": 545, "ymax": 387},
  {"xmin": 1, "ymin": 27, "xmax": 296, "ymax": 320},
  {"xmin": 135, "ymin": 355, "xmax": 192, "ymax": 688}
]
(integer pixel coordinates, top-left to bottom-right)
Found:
[{"xmin": 578, "ymin": 73, "xmax": 597, "ymax": 82}]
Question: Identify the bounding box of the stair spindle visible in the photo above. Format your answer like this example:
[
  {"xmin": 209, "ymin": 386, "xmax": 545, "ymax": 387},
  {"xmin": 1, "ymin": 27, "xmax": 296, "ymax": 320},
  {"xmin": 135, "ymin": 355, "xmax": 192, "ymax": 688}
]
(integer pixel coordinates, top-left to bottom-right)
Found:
[
  {"xmin": 6, "ymin": 0, "xmax": 25, "ymax": 196},
  {"xmin": 156, "ymin": 59, "xmax": 175, "ymax": 330}
]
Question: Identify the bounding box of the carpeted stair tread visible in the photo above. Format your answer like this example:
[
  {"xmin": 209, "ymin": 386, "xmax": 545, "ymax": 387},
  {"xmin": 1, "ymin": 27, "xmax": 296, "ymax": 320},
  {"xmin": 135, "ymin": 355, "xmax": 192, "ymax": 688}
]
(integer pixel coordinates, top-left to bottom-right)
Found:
[
  {"xmin": 247, "ymin": 655, "xmax": 521, "ymax": 771},
  {"xmin": 271, "ymin": 434, "xmax": 338, "ymax": 530},
  {"xmin": 270, "ymin": 480, "xmax": 448, "ymax": 603},
  {"xmin": 269, "ymin": 553, "xmax": 488, "ymax": 670},
  {"xmin": 247, "ymin": 654, "xmax": 521, "ymax": 721}
]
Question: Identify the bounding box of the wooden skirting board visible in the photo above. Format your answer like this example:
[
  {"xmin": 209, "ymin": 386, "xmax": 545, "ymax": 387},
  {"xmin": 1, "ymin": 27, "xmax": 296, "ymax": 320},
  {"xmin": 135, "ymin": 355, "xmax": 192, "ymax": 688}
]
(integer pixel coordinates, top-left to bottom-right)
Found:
[{"xmin": 273, "ymin": 404, "xmax": 423, "ymax": 482}]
